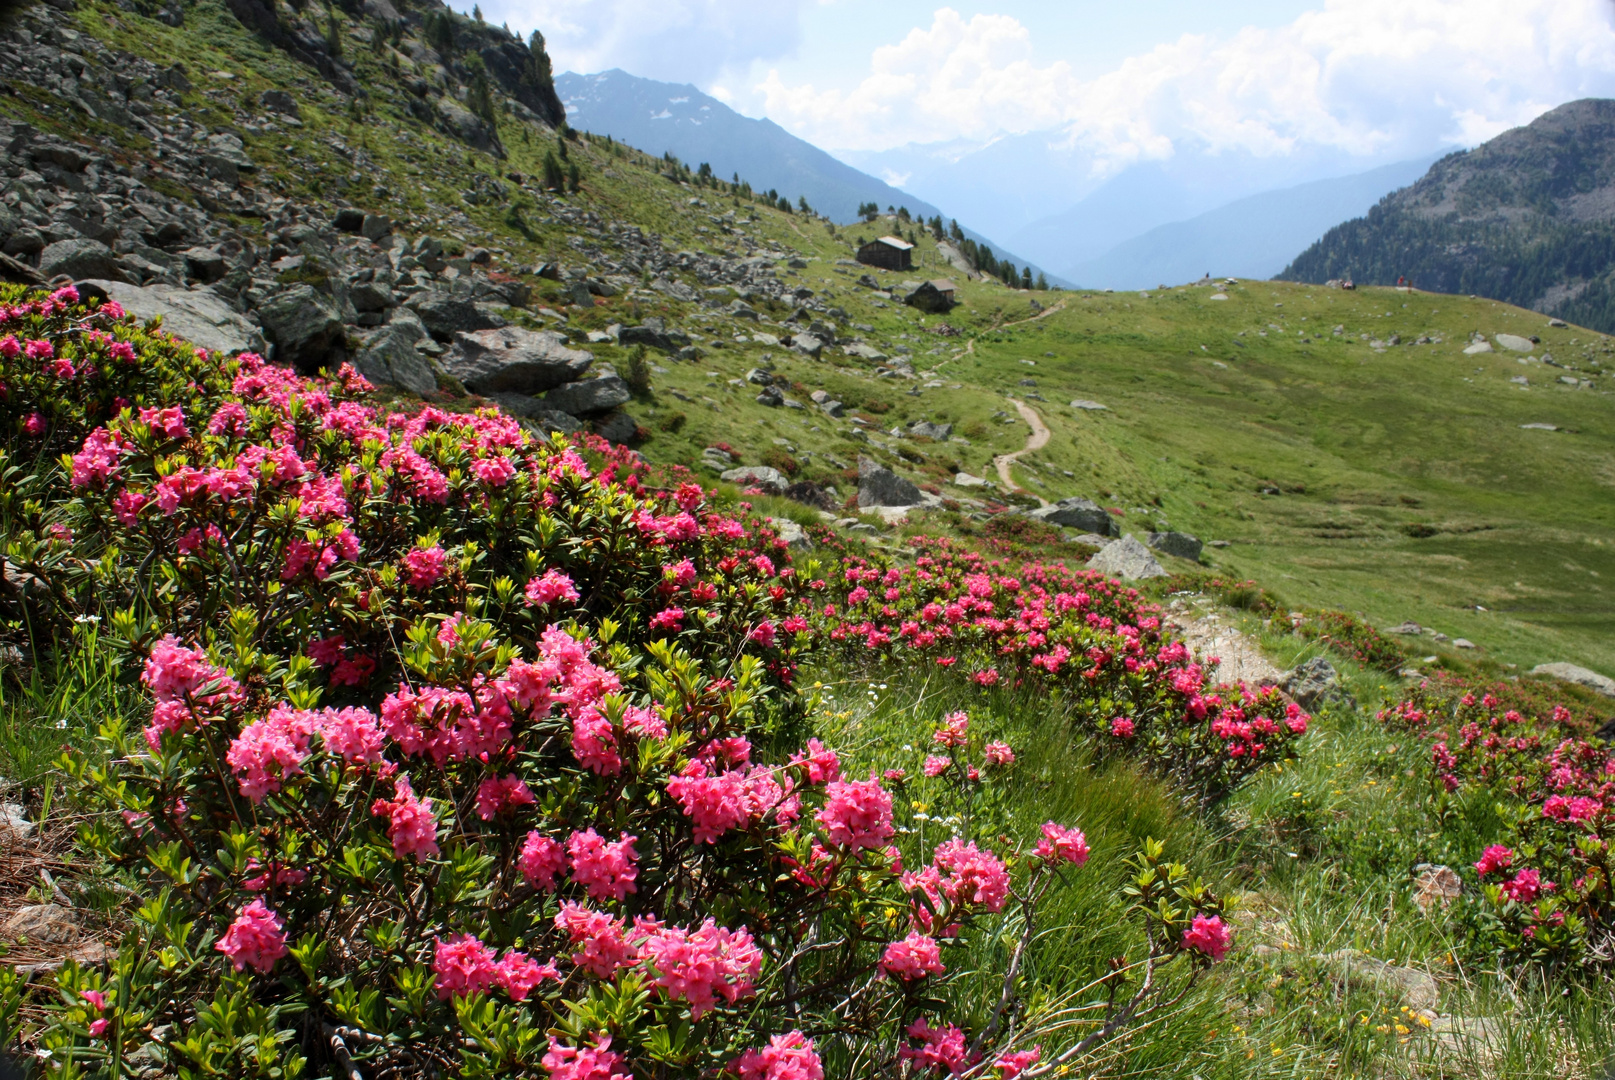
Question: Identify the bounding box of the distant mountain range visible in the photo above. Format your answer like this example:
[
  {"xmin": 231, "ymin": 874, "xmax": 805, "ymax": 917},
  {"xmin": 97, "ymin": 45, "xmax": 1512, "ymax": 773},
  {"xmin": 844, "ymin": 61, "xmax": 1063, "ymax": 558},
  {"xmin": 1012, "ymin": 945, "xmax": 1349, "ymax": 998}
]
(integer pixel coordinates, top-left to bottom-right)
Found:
[
  {"xmin": 554, "ymin": 70, "xmax": 1060, "ymax": 284},
  {"xmin": 1061, "ymin": 156, "xmax": 1439, "ymax": 290},
  {"xmin": 1281, "ymin": 99, "xmax": 1615, "ymax": 331}
]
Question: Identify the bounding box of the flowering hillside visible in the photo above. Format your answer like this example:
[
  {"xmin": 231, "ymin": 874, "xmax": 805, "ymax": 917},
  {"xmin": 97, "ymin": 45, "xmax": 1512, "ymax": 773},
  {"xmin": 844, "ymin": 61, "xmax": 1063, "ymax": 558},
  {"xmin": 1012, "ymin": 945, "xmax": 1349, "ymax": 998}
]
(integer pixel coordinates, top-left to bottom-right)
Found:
[{"xmin": 0, "ymin": 286, "xmax": 1250, "ymax": 1076}]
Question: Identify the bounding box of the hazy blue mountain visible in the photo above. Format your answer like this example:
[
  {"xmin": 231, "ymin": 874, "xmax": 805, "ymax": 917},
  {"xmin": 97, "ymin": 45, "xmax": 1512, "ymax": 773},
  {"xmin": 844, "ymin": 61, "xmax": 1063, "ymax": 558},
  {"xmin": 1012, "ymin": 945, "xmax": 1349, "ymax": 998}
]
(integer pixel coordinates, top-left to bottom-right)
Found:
[
  {"xmin": 555, "ymin": 69, "xmax": 1059, "ymax": 282},
  {"xmin": 1062, "ymin": 156, "xmax": 1440, "ymax": 289}
]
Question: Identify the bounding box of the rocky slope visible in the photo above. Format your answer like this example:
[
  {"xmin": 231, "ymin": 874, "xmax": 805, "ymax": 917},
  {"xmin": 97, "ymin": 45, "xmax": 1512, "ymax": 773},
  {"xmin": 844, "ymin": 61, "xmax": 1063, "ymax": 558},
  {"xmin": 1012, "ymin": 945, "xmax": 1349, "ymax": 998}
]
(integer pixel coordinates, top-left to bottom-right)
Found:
[
  {"xmin": 1280, "ymin": 99, "xmax": 1615, "ymax": 331},
  {"xmin": 0, "ymin": 0, "xmax": 886, "ymax": 444}
]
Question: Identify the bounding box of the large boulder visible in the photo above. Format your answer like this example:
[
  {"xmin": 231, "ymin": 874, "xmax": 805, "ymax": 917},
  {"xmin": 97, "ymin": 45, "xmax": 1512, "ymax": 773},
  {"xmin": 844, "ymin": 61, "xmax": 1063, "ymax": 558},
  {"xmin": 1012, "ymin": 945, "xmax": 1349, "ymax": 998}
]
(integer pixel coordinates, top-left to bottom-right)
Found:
[
  {"xmin": 407, "ymin": 292, "xmax": 507, "ymax": 340},
  {"xmin": 618, "ymin": 318, "xmax": 690, "ymax": 353},
  {"xmin": 1280, "ymin": 657, "xmax": 1357, "ymax": 711},
  {"xmin": 1030, "ymin": 497, "xmax": 1116, "ymax": 536},
  {"xmin": 1147, "ymin": 531, "xmax": 1203, "ymax": 561},
  {"xmin": 1530, "ymin": 662, "xmax": 1615, "ymax": 699},
  {"xmin": 541, "ymin": 374, "xmax": 631, "ymax": 417},
  {"xmin": 593, "ymin": 411, "xmax": 638, "ymax": 445},
  {"xmin": 1494, "ymin": 333, "xmax": 1536, "ymax": 352},
  {"xmin": 258, "ymin": 284, "xmax": 343, "ymax": 372},
  {"xmin": 78, "ymin": 279, "xmax": 261, "ymax": 355},
  {"xmin": 441, "ymin": 326, "xmax": 593, "ymax": 396},
  {"xmin": 721, "ymin": 466, "xmax": 788, "ymax": 495},
  {"xmin": 40, "ymin": 239, "xmax": 122, "ymax": 281},
  {"xmin": 857, "ymin": 456, "xmax": 923, "ymax": 508},
  {"xmin": 353, "ymin": 318, "xmax": 437, "ymax": 396},
  {"xmin": 489, "ymin": 393, "xmax": 584, "ymax": 435},
  {"xmin": 435, "ymin": 95, "xmax": 501, "ymax": 156},
  {"xmin": 1086, "ymin": 535, "xmax": 1167, "ymax": 580},
  {"xmin": 908, "ymin": 420, "xmax": 952, "ymax": 441}
]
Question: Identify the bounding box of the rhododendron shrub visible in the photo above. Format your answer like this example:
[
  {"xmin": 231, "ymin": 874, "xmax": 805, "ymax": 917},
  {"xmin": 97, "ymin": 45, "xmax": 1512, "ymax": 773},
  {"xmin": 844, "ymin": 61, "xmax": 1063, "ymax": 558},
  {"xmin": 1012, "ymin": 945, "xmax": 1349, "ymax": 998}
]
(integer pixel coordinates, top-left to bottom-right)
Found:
[
  {"xmin": 3, "ymin": 288, "xmax": 1237, "ymax": 1075},
  {"xmin": 1382, "ymin": 682, "xmax": 1614, "ymax": 969},
  {"xmin": 820, "ymin": 540, "xmax": 1309, "ymax": 805}
]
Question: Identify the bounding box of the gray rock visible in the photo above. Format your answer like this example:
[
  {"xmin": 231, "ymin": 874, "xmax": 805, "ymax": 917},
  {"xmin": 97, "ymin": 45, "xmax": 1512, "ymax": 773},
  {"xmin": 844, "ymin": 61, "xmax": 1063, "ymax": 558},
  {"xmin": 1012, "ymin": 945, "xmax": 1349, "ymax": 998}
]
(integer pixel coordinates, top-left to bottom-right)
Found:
[
  {"xmin": 349, "ymin": 279, "xmax": 394, "ymax": 312},
  {"xmin": 443, "ymin": 326, "xmax": 593, "ymax": 396},
  {"xmin": 542, "ymin": 374, "xmax": 631, "ymax": 417},
  {"xmin": 258, "ymin": 284, "xmax": 343, "ymax": 372},
  {"xmin": 909, "ymin": 420, "xmax": 953, "ymax": 440},
  {"xmin": 1280, "ymin": 657, "xmax": 1356, "ymax": 711},
  {"xmin": 4, "ymin": 903, "xmax": 77, "ymax": 944},
  {"xmin": 784, "ymin": 481, "xmax": 839, "ymax": 513},
  {"xmin": 857, "ymin": 456, "xmax": 923, "ymax": 508},
  {"xmin": 791, "ymin": 333, "xmax": 824, "ymax": 358},
  {"xmin": 953, "ymin": 472, "xmax": 989, "ymax": 488},
  {"xmin": 1494, "ymin": 333, "xmax": 1536, "ymax": 352},
  {"xmin": 3, "ymin": 228, "xmax": 45, "ymax": 258},
  {"xmin": 407, "ymin": 292, "xmax": 507, "ymax": 340},
  {"xmin": 756, "ymin": 386, "xmax": 784, "ymax": 407},
  {"xmin": 181, "ymin": 247, "xmax": 226, "ymax": 283},
  {"xmin": 1030, "ymin": 497, "xmax": 1116, "ymax": 536},
  {"xmin": 1320, "ymin": 949, "xmax": 1438, "ymax": 1013},
  {"xmin": 40, "ymin": 239, "xmax": 122, "ymax": 281},
  {"xmin": 766, "ymin": 517, "xmax": 814, "ymax": 551},
  {"xmin": 79, "ymin": 279, "xmax": 260, "ymax": 354},
  {"xmin": 721, "ymin": 466, "xmax": 788, "ymax": 495},
  {"xmin": 361, "ymin": 213, "xmax": 392, "ymax": 242},
  {"xmin": 354, "ymin": 320, "xmax": 437, "ymax": 396},
  {"xmin": 1530, "ymin": 662, "xmax": 1615, "ymax": 698},
  {"xmin": 593, "ymin": 410, "xmax": 638, "ymax": 445},
  {"xmin": 495, "ymin": 397, "xmax": 583, "ymax": 435},
  {"xmin": 819, "ymin": 399, "xmax": 845, "ymax": 418},
  {"xmin": 619, "ymin": 319, "xmax": 690, "ymax": 353},
  {"xmin": 1412, "ymin": 864, "xmax": 1462, "ymax": 913},
  {"xmin": 1070, "ymin": 399, "xmax": 1108, "ymax": 411},
  {"xmin": 0, "ymin": 803, "xmax": 33, "ymax": 846},
  {"xmin": 435, "ymin": 95, "xmax": 500, "ymax": 154},
  {"xmin": 1086, "ymin": 535, "xmax": 1167, "ymax": 580},
  {"xmin": 260, "ymin": 89, "xmax": 300, "ymax": 117},
  {"xmin": 844, "ymin": 342, "xmax": 887, "ymax": 362},
  {"xmin": 1147, "ymin": 531, "xmax": 1203, "ymax": 561}
]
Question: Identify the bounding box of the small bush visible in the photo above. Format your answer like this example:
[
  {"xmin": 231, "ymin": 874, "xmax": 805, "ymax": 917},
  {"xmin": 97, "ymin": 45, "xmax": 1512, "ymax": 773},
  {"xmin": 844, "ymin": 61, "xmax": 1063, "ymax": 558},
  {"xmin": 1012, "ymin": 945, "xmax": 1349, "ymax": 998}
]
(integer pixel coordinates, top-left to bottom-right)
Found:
[
  {"xmin": 759, "ymin": 448, "xmax": 799, "ymax": 477},
  {"xmin": 656, "ymin": 411, "xmax": 686, "ymax": 433},
  {"xmin": 623, "ymin": 344, "xmax": 652, "ymax": 396},
  {"xmin": 1294, "ymin": 610, "xmax": 1407, "ymax": 671}
]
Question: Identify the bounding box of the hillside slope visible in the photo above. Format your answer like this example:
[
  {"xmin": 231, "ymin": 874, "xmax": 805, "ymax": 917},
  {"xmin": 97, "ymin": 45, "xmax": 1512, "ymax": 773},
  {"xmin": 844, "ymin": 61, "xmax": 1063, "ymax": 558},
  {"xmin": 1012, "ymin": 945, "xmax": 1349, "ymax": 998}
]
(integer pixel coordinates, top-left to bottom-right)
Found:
[{"xmin": 1281, "ymin": 99, "xmax": 1615, "ymax": 331}]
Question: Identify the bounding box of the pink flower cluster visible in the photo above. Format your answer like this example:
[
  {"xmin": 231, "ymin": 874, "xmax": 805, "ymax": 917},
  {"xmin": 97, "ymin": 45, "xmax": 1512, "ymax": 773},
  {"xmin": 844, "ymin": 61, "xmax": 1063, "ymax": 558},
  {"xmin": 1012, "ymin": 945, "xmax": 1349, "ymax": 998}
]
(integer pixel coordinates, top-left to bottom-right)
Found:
[
  {"xmin": 1033, "ymin": 822, "xmax": 1090, "ymax": 866},
  {"xmin": 543, "ymin": 1037, "xmax": 632, "ymax": 1080},
  {"xmin": 816, "ymin": 776, "xmax": 895, "ymax": 849},
  {"xmin": 140, "ymin": 635, "xmax": 243, "ymax": 750},
  {"xmin": 638, "ymin": 918, "xmax": 764, "ymax": 1018},
  {"xmin": 432, "ymin": 934, "xmax": 559, "ymax": 1001},
  {"xmin": 370, "ymin": 775, "xmax": 439, "ymax": 860},
  {"xmin": 881, "ymin": 931, "xmax": 945, "ymax": 981},
  {"xmin": 215, "ymin": 899, "xmax": 289, "ymax": 974},
  {"xmin": 731, "ymin": 1032, "xmax": 823, "ymax": 1080},
  {"xmin": 902, "ymin": 1019, "xmax": 973, "ymax": 1074},
  {"xmin": 567, "ymin": 829, "xmax": 640, "ymax": 902},
  {"xmin": 1181, "ymin": 914, "xmax": 1232, "ymax": 961}
]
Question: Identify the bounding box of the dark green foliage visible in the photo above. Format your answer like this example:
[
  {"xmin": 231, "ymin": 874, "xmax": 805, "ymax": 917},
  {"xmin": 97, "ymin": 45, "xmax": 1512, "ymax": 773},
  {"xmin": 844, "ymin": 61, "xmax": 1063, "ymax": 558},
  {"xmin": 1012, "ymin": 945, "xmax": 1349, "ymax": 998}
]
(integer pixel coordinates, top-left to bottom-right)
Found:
[
  {"xmin": 423, "ymin": 9, "xmax": 454, "ymax": 55},
  {"xmin": 541, "ymin": 150, "xmax": 564, "ymax": 191},
  {"xmin": 466, "ymin": 59, "xmax": 497, "ymax": 127},
  {"xmin": 623, "ymin": 344, "xmax": 652, "ymax": 396},
  {"xmin": 324, "ymin": 10, "xmax": 342, "ymax": 58}
]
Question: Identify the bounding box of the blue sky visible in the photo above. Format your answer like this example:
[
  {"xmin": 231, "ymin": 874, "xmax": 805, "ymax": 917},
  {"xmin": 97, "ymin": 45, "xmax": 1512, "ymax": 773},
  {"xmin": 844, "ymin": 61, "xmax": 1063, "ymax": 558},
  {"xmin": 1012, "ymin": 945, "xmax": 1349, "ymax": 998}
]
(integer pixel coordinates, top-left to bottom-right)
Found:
[{"xmin": 476, "ymin": 0, "xmax": 1615, "ymax": 164}]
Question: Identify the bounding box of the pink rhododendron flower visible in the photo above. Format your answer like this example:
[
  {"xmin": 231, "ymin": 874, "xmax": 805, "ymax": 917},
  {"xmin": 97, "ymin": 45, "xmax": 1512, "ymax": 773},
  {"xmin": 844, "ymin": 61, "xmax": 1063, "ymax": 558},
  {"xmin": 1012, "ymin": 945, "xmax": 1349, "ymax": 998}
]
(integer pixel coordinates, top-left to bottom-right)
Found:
[
  {"xmin": 567, "ymin": 829, "xmax": 639, "ymax": 902},
  {"xmin": 542, "ymin": 1036, "xmax": 632, "ymax": 1080},
  {"xmin": 519, "ymin": 832, "xmax": 568, "ymax": 892},
  {"xmin": 817, "ymin": 776, "xmax": 895, "ymax": 850},
  {"xmin": 791, "ymin": 739, "xmax": 840, "ymax": 784},
  {"xmin": 668, "ymin": 766, "xmax": 754, "ymax": 844},
  {"xmin": 371, "ymin": 775, "xmax": 440, "ymax": 860},
  {"xmin": 1474, "ymin": 844, "xmax": 1513, "ymax": 877},
  {"xmin": 137, "ymin": 405, "xmax": 188, "ymax": 440},
  {"xmin": 1181, "ymin": 914, "xmax": 1232, "ymax": 961},
  {"xmin": 215, "ymin": 899, "xmax": 289, "ymax": 973},
  {"xmin": 1110, "ymin": 717, "xmax": 1135, "ymax": 738},
  {"xmin": 495, "ymin": 951, "xmax": 558, "ymax": 1000},
  {"xmin": 923, "ymin": 756, "xmax": 952, "ymax": 777},
  {"xmin": 933, "ymin": 838, "xmax": 1010, "ymax": 911},
  {"xmin": 1034, "ymin": 822, "xmax": 1090, "ymax": 866},
  {"xmin": 433, "ymin": 933, "xmax": 499, "ymax": 998},
  {"xmin": 650, "ymin": 606, "xmax": 685, "ymax": 631},
  {"xmin": 933, "ymin": 711, "xmax": 969, "ymax": 747},
  {"xmin": 571, "ymin": 707, "xmax": 623, "ymax": 776},
  {"xmin": 526, "ymin": 569, "xmax": 581, "ymax": 606},
  {"xmin": 555, "ymin": 903, "xmax": 636, "ymax": 976},
  {"xmin": 471, "ymin": 454, "xmax": 517, "ymax": 487},
  {"xmin": 993, "ymin": 1048, "xmax": 1041, "ymax": 1078},
  {"xmin": 476, "ymin": 774, "xmax": 536, "ymax": 820},
  {"xmin": 402, "ymin": 545, "xmax": 447, "ymax": 589},
  {"xmin": 1502, "ymin": 868, "xmax": 1552, "ymax": 903},
  {"xmin": 639, "ymin": 919, "xmax": 764, "ymax": 1018},
  {"xmin": 882, "ymin": 932, "xmax": 945, "ymax": 980},
  {"xmin": 315, "ymin": 707, "xmax": 385, "ymax": 764},
  {"xmin": 902, "ymin": 1019, "xmax": 972, "ymax": 1074},
  {"xmin": 731, "ymin": 1032, "xmax": 823, "ymax": 1080},
  {"xmin": 226, "ymin": 705, "xmax": 315, "ymax": 802},
  {"xmin": 22, "ymin": 412, "xmax": 45, "ymax": 436}
]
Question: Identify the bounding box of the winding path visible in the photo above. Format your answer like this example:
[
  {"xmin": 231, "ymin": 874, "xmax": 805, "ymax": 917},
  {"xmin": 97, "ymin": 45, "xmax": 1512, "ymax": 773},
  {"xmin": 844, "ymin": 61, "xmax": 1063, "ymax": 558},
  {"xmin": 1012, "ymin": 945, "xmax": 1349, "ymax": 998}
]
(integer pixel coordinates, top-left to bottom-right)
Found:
[{"xmin": 992, "ymin": 398, "xmax": 1051, "ymax": 504}]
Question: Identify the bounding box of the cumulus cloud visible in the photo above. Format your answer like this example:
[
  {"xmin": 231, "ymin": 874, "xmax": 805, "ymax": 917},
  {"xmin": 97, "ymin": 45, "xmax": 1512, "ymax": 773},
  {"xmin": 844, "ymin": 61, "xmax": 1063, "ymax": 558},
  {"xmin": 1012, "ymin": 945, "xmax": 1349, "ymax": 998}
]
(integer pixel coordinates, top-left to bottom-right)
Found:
[
  {"xmin": 475, "ymin": 0, "xmax": 810, "ymax": 85},
  {"xmin": 756, "ymin": 0, "xmax": 1615, "ymax": 170}
]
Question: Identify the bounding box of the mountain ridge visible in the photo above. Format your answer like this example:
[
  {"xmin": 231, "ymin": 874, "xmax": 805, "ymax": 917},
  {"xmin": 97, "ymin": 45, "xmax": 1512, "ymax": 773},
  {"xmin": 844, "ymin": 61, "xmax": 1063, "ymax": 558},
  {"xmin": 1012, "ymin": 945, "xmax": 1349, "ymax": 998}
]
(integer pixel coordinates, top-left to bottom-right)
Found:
[{"xmin": 1281, "ymin": 98, "xmax": 1615, "ymax": 331}]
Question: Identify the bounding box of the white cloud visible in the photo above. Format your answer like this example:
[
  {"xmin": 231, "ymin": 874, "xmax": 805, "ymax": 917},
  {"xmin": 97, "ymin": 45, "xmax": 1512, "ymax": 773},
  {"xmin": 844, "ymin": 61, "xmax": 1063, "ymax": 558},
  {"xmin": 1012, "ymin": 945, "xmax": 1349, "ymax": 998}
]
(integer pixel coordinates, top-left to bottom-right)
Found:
[
  {"xmin": 754, "ymin": 0, "xmax": 1615, "ymax": 171},
  {"xmin": 475, "ymin": 0, "xmax": 810, "ymax": 85}
]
